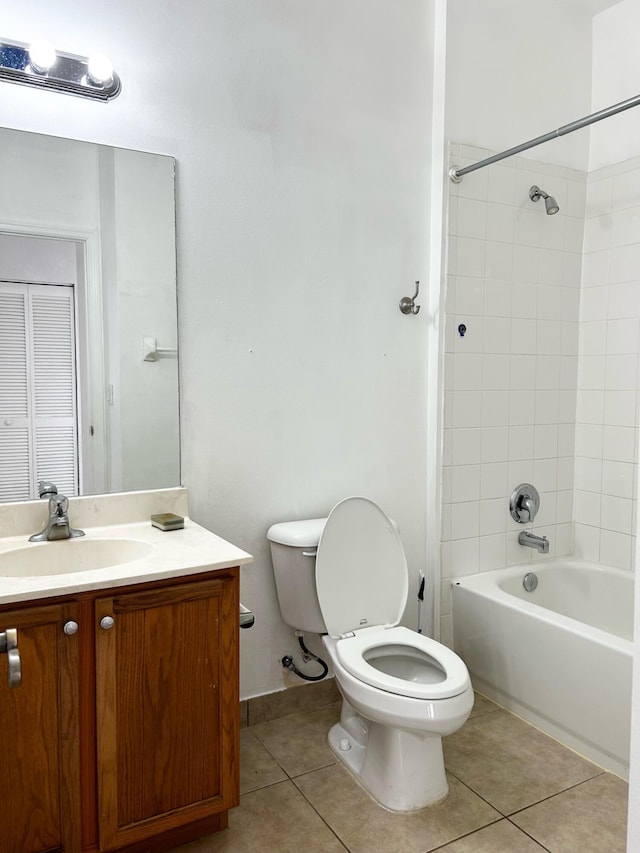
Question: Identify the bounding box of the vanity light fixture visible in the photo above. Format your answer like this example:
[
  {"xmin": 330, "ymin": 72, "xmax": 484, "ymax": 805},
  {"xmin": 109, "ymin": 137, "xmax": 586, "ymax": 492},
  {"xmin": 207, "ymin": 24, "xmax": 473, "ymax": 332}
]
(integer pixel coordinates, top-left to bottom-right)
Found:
[{"xmin": 0, "ymin": 37, "xmax": 121, "ymax": 101}]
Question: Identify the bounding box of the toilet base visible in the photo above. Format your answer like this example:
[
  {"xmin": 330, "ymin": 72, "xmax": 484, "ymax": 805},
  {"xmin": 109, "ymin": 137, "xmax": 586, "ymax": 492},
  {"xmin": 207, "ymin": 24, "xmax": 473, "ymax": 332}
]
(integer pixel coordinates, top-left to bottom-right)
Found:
[{"xmin": 327, "ymin": 703, "xmax": 449, "ymax": 811}]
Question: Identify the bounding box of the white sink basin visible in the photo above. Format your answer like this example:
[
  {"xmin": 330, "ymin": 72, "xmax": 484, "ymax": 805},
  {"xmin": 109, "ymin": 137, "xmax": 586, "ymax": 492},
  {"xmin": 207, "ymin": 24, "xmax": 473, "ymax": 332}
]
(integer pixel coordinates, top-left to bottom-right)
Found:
[{"xmin": 0, "ymin": 538, "xmax": 152, "ymax": 577}]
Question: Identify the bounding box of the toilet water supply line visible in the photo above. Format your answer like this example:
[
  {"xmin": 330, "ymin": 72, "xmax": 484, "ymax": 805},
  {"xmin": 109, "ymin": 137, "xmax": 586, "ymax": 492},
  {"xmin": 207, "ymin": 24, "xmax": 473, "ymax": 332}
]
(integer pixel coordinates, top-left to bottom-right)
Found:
[{"xmin": 282, "ymin": 632, "xmax": 329, "ymax": 682}]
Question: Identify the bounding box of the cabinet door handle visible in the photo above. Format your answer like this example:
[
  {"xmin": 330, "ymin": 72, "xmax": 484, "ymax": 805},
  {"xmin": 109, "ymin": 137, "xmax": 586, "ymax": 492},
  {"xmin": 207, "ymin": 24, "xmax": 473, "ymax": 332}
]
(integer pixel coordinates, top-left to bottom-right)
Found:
[
  {"xmin": 63, "ymin": 621, "xmax": 79, "ymax": 636},
  {"xmin": 0, "ymin": 628, "xmax": 22, "ymax": 688},
  {"xmin": 100, "ymin": 616, "xmax": 115, "ymax": 631}
]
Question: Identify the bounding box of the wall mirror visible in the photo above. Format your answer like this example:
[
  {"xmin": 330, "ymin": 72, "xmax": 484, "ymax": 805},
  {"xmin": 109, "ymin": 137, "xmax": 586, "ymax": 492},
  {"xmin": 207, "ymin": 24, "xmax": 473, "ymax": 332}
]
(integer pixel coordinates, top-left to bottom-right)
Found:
[{"xmin": 0, "ymin": 127, "xmax": 179, "ymax": 502}]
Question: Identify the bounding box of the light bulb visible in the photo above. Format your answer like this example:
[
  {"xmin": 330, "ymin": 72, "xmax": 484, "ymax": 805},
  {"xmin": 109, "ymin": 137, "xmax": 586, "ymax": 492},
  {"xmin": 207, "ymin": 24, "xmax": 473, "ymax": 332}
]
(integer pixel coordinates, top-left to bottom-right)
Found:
[
  {"xmin": 87, "ymin": 53, "xmax": 113, "ymax": 86},
  {"xmin": 28, "ymin": 39, "xmax": 56, "ymax": 74}
]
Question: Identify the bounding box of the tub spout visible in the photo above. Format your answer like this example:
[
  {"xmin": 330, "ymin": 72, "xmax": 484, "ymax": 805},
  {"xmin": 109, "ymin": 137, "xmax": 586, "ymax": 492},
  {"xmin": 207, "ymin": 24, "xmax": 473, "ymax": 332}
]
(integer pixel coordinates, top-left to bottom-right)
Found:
[{"xmin": 518, "ymin": 531, "xmax": 549, "ymax": 554}]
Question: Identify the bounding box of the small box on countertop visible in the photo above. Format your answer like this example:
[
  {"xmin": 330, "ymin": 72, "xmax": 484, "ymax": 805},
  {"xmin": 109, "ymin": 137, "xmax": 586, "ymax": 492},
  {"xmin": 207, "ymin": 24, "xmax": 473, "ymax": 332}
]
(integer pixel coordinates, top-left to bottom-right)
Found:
[{"xmin": 151, "ymin": 512, "xmax": 185, "ymax": 531}]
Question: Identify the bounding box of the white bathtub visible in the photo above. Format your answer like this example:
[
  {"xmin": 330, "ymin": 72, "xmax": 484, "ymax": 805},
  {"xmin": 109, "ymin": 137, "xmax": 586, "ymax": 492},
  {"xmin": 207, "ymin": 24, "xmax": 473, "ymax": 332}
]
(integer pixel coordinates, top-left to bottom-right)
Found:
[{"xmin": 451, "ymin": 559, "xmax": 634, "ymax": 777}]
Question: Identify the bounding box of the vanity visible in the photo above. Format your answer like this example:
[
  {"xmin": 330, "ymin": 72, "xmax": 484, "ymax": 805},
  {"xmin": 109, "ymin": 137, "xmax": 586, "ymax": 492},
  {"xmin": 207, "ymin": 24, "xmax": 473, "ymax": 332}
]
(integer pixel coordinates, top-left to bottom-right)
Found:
[
  {"xmin": 0, "ymin": 125, "xmax": 243, "ymax": 853},
  {"xmin": 0, "ymin": 488, "xmax": 252, "ymax": 853}
]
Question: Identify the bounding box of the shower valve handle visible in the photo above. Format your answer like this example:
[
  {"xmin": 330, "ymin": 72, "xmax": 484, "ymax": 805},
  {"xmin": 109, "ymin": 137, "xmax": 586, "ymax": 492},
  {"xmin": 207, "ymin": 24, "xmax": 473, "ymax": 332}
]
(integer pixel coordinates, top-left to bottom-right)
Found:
[{"xmin": 509, "ymin": 483, "xmax": 540, "ymax": 524}]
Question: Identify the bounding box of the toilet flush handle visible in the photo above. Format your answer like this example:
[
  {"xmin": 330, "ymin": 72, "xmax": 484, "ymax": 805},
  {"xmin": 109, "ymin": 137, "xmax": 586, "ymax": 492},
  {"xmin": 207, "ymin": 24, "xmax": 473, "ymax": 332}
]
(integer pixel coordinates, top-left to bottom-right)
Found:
[{"xmin": 302, "ymin": 549, "xmax": 317, "ymax": 557}]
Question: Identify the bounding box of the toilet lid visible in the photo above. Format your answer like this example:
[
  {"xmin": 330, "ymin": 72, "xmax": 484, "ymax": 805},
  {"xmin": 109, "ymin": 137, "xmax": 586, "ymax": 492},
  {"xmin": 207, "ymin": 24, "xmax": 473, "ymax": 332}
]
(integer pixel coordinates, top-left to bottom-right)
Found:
[{"xmin": 316, "ymin": 497, "xmax": 408, "ymax": 639}]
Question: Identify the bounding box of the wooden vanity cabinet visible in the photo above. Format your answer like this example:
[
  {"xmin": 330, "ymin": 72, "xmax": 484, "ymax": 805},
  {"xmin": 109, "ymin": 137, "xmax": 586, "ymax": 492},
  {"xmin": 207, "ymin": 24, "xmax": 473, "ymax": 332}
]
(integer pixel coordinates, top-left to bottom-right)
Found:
[
  {"xmin": 94, "ymin": 572, "xmax": 240, "ymax": 850},
  {"xmin": 0, "ymin": 567, "xmax": 240, "ymax": 853},
  {"xmin": 0, "ymin": 601, "xmax": 82, "ymax": 853}
]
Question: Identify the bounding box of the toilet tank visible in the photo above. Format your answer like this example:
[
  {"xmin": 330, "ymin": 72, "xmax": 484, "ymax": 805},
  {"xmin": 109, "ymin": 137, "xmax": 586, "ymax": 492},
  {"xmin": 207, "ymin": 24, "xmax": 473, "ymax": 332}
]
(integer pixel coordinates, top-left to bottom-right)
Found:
[{"xmin": 267, "ymin": 518, "xmax": 327, "ymax": 634}]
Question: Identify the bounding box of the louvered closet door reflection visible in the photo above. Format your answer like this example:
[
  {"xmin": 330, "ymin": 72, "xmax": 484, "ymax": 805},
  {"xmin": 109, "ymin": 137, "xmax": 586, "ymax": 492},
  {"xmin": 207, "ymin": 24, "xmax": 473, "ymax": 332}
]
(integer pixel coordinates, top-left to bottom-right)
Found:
[
  {"xmin": 0, "ymin": 287, "xmax": 30, "ymax": 500},
  {"xmin": 0, "ymin": 282, "xmax": 78, "ymax": 500},
  {"xmin": 31, "ymin": 286, "xmax": 78, "ymax": 496}
]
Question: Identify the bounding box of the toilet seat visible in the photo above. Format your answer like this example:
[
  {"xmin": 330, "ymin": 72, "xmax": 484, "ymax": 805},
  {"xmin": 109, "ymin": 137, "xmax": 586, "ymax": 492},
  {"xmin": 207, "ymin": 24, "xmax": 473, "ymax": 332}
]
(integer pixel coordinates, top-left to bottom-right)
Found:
[{"xmin": 335, "ymin": 626, "xmax": 470, "ymax": 700}]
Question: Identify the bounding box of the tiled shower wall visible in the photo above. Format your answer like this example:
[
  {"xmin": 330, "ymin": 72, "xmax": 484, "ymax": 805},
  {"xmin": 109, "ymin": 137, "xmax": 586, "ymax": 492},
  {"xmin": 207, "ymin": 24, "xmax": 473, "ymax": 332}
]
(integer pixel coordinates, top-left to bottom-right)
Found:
[
  {"xmin": 574, "ymin": 155, "xmax": 640, "ymax": 570},
  {"xmin": 440, "ymin": 143, "xmax": 640, "ymax": 645},
  {"xmin": 440, "ymin": 143, "xmax": 587, "ymax": 645}
]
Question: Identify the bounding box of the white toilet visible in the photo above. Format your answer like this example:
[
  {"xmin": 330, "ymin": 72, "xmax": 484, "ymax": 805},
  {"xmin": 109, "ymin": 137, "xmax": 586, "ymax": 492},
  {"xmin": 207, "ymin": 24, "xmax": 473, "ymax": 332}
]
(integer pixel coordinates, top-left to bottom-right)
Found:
[{"xmin": 267, "ymin": 496, "xmax": 474, "ymax": 812}]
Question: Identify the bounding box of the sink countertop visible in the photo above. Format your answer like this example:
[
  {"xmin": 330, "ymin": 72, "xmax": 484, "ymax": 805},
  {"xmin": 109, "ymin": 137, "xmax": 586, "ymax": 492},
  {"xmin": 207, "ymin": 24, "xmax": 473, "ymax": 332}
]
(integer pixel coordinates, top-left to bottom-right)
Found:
[{"xmin": 0, "ymin": 518, "xmax": 253, "ymax": 606}]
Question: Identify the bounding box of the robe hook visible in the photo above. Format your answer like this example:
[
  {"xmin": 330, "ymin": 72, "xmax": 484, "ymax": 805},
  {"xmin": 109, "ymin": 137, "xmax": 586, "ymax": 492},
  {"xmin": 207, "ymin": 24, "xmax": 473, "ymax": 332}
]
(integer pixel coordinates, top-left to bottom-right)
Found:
[{"xmin": 399, "ymin": 280, "xmax": 421, "ymax": 315}]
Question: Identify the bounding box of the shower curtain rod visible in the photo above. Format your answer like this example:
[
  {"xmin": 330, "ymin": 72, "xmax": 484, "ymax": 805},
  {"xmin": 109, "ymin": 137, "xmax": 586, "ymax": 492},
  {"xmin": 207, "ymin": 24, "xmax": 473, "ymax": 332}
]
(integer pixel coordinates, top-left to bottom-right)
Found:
[{"xmin": 449, "ymin": 92, "xmax": 640, "ymax": 183}]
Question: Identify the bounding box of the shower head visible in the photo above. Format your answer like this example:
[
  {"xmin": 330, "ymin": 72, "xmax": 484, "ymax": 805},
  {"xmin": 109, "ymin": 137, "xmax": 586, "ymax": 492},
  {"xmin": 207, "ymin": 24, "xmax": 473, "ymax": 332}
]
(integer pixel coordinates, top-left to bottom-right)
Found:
[{"xmin": 529, "ymin": 185, "xmax": 559, "ymax": 215}]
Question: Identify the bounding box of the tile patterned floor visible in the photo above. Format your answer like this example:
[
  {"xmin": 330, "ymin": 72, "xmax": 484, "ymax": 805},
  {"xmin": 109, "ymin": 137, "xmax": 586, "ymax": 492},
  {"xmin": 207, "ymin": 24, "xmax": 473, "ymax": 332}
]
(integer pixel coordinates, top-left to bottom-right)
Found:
[{"xmin": 171, "ymin": 693, "xmax": 628, "ymax": 853}]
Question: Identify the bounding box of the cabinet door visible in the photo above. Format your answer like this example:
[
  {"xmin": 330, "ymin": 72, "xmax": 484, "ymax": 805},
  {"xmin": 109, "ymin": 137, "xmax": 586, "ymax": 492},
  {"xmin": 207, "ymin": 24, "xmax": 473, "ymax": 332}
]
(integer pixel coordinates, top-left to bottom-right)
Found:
[
  {"xmin": 95, "ymin": 572, "xmax": 239, "ymax": 851},
  {"xmin": 0, "ymin": 602, "xmax": 81, "ymax": 853}
]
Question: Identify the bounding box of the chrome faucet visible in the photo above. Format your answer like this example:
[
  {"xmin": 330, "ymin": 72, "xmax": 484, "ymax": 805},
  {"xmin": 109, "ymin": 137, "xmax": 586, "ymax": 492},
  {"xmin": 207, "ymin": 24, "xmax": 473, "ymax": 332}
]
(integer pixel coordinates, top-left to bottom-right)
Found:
[
  {"xmin": 29, "ymin": 482, "xmax": 85, "ymax": 542},
  {"xmin": 518, "ymin": 530, "xmax": 549, "ymax": 554}
]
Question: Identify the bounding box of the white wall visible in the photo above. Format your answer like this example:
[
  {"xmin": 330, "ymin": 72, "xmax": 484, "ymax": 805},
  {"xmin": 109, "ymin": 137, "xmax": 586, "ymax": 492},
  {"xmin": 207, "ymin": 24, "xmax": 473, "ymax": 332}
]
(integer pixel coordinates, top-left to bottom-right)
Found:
[
  {"xmin": 0, "ymin": 1, "xmax": 437, "ymax": 698},
  {"xmin": 590, "ymin": 0, "xmax": 640, "ymax": 170},
  {"xmin": 0, "ymin": 234, "xmax": 78, "ymax": 283},
  {"xmin": 0, "ymin": 128, "xmax": 99, "ymax": 229},
  {"xmin": 589, "ymin": 1, "xmax": 640, "ymax": 846},
  {"xmin": 445, "ymin": 0, "xmax": 593, "ymax": 171}
]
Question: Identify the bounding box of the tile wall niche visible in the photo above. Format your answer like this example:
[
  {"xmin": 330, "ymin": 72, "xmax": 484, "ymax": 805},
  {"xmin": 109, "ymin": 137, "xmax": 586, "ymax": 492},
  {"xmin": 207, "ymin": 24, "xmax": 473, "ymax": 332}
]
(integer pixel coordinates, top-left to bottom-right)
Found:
[
  {"xmin": 574, "ymin": 154, "xmax": 640, "ymax": 571},
  {"xmin": 440, "ymin": 143, "xmax": 587, "ymax": 646}
]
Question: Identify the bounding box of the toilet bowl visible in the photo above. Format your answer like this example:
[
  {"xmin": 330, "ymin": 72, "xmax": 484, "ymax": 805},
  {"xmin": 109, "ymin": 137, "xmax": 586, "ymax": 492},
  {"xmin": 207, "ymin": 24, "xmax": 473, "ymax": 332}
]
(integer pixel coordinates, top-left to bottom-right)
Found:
[{"xmin": 267, "ymin": 496, "xmax": 474, "ymax": 812}]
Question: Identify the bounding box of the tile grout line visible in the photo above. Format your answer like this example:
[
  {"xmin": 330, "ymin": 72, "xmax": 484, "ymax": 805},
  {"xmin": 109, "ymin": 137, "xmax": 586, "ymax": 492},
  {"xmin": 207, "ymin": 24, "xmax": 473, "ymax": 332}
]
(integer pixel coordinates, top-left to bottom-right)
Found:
[
  {"xmin": 288, "ymin": 771, "xmax": 351, "ymax": 852},
  {"xmin": 238, "ymin": 749, "xmax": 349, "ymax": 851},
  {"xmin": 505, "ymin": 817, "xmax": 555, "ymax": 853},
  {"xmin": 427, "ymin": 816, "xmax": 505, "ymax": 852},
  {"xmin": 442, "ymin": 769, "xmax": 508, "ymax": 816},
  {"xmin": 444, "ymin": 762, "xmax": 608, "ymax": 826},
  {"xmin": 505, "ymin": 769, "xmax": 607, "ymax": 818}
]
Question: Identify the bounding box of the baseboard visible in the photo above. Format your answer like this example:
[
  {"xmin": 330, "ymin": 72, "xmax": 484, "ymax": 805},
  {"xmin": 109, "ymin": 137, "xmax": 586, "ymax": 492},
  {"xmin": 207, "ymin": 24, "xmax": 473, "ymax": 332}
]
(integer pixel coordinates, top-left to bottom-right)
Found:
[{"xmin": 241, "ymin": 677, "xmax": 340, "ymax": 727}]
